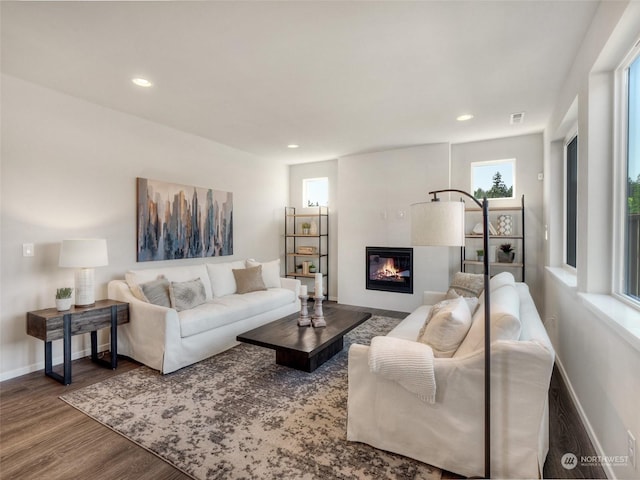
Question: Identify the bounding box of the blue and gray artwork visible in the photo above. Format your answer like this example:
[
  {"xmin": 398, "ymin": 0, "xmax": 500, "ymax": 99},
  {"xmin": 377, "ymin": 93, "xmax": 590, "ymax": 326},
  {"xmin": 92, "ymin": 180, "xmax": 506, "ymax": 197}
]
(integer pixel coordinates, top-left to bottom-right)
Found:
[{"xmin": 137, "ymin": 177, "xmax": 233, "ymax": 261}]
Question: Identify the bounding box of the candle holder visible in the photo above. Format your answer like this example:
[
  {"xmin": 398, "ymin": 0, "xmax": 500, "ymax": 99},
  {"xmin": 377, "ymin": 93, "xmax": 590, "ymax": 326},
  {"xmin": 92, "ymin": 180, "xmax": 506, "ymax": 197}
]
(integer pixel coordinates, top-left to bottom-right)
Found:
[
  {"xmin": 298, "ymin": 295, "xmax": 311, "ymax": 326},
  {"xmin": 312, "ymin": 295, "xmax": 326, "ymax": 328}
]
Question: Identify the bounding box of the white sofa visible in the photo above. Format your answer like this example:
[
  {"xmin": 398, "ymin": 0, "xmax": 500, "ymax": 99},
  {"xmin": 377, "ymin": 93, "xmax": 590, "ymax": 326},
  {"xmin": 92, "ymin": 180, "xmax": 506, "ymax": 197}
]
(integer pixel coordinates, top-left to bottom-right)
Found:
[
  {"xmin": 108, "ymin": 259, "xmax": 300, "ymax": 374},
  {"xmin": 347, "ymin": 276, "xmax": 554, "ymax": 479}
]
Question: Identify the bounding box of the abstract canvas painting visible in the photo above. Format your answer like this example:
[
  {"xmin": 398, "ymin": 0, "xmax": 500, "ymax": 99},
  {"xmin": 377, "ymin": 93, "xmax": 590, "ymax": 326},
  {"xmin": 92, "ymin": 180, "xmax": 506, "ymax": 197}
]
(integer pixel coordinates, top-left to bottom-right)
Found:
[{"xmin": 137, "ymin": 177, "xmax": 233, "ymax": 262}]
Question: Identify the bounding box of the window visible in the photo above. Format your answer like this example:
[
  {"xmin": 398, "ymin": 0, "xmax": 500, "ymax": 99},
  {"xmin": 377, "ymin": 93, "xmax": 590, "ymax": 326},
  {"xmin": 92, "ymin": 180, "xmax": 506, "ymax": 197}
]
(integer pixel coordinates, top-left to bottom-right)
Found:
[
  {"xmin": 565, "ymin": 135, "xmax": 578, "ymax": 269},
  {"xmin": 624, "ymin": 51, "xmax": 640, "ymax": 301},
  {"xmin": 471, "ymin": 159, "xmax": 515, "ymax": 200},
  {"xmin": 302, "ymin": 177, "xmax": 328, "ymax": 207}
]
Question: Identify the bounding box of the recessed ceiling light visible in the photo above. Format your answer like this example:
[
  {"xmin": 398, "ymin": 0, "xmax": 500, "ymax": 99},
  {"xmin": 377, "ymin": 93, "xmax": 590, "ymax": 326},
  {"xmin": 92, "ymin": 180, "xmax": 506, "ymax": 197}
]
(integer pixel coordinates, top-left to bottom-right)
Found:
[
  {"xmin": 287, "ymin": 144, "xmax": 300, "ymax": 149},
  {"xmin": 132, "ymin": 77, "xmax": 153, "ymax": 87},
  {"xmin": 456, "ymin": 114, "xmax": 474, "ymax": 122}
]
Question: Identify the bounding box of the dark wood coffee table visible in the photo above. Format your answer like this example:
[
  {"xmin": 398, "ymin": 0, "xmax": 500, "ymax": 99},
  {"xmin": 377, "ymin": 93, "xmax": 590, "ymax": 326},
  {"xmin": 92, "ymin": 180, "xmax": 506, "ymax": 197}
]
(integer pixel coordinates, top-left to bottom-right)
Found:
[{"xmin": 236, "ymin": 307, "xmax": 371, "ymax": 372}]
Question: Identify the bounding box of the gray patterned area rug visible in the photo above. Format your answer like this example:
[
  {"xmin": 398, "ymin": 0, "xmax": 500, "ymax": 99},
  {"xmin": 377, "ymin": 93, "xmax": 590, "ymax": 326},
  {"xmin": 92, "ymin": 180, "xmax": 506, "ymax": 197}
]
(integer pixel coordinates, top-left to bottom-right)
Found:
[{"xmin": 61, "ymin": 315, "xmax": 441, "ymax": 480}]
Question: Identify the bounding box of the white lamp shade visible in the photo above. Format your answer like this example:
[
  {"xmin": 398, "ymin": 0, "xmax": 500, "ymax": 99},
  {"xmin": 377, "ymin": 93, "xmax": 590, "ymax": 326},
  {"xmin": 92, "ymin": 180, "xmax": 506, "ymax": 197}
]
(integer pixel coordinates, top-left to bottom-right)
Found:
[
  {"xmin": 411, "ymin": 201, "xmax": 465, "ymax": 247},
  {"xmin": 59, "ymin": 239, "xmax": 109, "ymax": 267}
]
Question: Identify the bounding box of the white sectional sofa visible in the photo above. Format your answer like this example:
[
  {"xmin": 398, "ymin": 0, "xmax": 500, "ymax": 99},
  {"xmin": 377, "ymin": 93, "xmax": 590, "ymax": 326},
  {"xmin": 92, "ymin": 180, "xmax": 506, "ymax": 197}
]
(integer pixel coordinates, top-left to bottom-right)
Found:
[
  {"xmin": 108, "ymin": 259, "xmax": 300, "ymax": 374},
  {"xmin": 347, "ymin": 273, "xmax": 555, "ymax": 479}
]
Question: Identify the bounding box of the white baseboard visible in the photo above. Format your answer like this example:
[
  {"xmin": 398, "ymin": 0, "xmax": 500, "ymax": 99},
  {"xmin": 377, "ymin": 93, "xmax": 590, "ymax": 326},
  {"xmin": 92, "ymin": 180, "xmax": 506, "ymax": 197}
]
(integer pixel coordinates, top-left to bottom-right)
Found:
[
  {"xmin": 555, "ymin": 357, "xmax": 615, "ymax": 480},
  {"xmin": 0, "ymin": 342, "xmax": 111, "ymax": 382}
]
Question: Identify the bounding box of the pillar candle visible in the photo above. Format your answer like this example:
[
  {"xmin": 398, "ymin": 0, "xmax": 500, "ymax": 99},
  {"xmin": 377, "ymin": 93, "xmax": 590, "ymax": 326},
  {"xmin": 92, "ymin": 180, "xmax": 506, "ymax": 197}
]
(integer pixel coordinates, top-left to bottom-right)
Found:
[
  {"xmin": 315, "ymin": 272, "xmax": 323, "ymax": 297},
  {"xmin": 300, "ymin": 285, "xmax": 307, "ymax": 297}
]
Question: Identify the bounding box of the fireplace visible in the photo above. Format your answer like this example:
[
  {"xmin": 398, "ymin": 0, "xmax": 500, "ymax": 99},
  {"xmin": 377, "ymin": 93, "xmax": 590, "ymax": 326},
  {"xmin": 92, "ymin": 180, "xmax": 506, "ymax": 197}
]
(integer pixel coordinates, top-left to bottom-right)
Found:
[{"xmin": 366, "ymin": 247, "xmax": 413, "ymax": 294}]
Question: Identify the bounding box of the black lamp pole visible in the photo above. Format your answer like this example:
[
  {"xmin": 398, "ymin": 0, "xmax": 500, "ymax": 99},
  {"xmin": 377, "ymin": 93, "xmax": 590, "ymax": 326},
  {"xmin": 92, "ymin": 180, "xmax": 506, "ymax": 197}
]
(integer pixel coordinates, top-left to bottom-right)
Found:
[{"xmin": 429, "ymin": 189, "xmax": 491, "ymax": 479}]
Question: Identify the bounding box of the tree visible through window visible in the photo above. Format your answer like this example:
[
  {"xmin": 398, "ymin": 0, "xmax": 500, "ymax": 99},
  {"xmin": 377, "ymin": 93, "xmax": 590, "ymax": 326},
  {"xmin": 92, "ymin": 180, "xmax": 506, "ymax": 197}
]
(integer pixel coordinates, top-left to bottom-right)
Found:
[{"xmin": 472, "ymin": 159, "xmax": 515, "ymax": 200}]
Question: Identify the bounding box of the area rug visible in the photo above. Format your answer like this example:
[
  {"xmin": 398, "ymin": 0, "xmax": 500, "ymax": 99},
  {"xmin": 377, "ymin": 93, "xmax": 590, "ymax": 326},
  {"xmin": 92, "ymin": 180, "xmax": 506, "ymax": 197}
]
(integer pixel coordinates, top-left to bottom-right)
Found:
[{"xmin": 61, "ymin": 315, "xmax": 441, "ymax": 480}]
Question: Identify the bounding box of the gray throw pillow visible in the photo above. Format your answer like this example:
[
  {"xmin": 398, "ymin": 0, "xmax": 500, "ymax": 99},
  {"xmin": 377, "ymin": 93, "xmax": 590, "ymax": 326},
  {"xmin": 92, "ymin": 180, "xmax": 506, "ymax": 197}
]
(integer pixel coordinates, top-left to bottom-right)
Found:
[
  {"xmin": 140, "ymin": 276, "xmax": 171, "ymax": 308},
  {"xmin": 233, "ymin": 265, "xmax": 267, "ymax": 294},
  {"xmin": 169, "ymin": 278, "xmax": 207, "ymax": 312}
]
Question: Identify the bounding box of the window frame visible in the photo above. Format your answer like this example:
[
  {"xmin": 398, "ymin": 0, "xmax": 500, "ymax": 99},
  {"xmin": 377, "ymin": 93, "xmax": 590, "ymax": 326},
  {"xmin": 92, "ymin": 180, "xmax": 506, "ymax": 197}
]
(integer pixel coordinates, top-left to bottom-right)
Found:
[
  {"xmin": 302, "ymin": 177, "xmax": 329, "ymax": 208},
  {"xmin": 563, "ymin": 129, "xmax": 578, "ymax": 272},
  {"xmin": 613, "ymin": 40, "xmax": 640, "ymax": 309},
  {"xmin": 470, "ymin": 158, "xmax": 516, "ymax": 201}
]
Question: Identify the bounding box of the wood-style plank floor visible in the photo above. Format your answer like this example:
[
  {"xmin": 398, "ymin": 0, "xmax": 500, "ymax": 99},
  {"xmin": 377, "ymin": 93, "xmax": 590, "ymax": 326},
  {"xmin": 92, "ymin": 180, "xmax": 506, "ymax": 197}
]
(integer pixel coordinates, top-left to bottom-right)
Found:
[{"xmin": 1, "ymin": 304, "xmax": 606, "ymax": 479}]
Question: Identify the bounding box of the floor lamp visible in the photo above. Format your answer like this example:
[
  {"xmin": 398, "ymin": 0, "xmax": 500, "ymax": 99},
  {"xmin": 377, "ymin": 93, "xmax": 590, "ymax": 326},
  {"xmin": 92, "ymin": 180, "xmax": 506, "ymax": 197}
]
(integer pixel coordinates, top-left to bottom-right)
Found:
[{"xmin": 411, "ymin": 189, "xmax": 491, "ymax": 479}]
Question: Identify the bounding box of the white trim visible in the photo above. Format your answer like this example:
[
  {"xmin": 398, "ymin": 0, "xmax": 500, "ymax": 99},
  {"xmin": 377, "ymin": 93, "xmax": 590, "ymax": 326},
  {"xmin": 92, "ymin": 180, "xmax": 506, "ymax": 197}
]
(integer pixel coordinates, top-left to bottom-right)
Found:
[
  {"xmin": 554, "ymin": 357, "xmax": 616, "ymax": 480},
  {"xmin": 578, "ymin": 293, "xmax": 640, "ymax": 352},
  {"xmin": 0, "ymin": 342, "xmax": 111, "ymax": 382},
  {"xmin": 613, "ymin": 41, "xmax": 640, "ymax": 305}
]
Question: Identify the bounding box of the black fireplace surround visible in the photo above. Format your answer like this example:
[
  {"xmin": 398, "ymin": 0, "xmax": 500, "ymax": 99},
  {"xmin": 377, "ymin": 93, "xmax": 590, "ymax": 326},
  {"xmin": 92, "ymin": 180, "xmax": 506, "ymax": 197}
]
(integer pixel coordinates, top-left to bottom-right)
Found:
[{"xmin": 366, "ymin": 246, "xmax": 413, "ymax": 294}]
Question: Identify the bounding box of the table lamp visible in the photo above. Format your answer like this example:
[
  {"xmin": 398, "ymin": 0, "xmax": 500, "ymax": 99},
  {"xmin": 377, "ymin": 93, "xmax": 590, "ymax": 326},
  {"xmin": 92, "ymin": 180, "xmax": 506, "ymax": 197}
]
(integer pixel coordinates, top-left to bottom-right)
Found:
[
  {"xmin": 59, "ymin": 239, "xmax": 109, "ymax": 307},
  {"xmin": 411, "ymin": 189, "xmax": 492, "ymax": 479}
]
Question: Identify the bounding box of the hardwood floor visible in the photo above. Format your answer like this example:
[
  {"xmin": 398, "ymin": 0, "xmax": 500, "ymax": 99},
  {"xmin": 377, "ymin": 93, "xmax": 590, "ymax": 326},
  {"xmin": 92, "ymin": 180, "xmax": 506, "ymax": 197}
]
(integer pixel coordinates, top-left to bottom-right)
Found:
[{"xmin": 1, "ymin": 304, "xmax": 605, "ymax": 479}]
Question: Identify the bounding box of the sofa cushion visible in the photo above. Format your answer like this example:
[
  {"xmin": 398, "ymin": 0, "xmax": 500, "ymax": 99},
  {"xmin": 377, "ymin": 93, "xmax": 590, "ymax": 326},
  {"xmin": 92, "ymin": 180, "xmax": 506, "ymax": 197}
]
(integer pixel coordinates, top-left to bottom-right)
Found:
[
  {"xmin": 445, "ymin": 289, "xmax": 480, "ymax": 315},
  {"xmin": 206, "ymin": 260, "xmax": 247, "ymax": 298},
  {"xmin": 454, "ymin": 283, "xmax": 522, "ymax": 357},
  {"xmin": 233, "ymin": 265, "xmax": 267, "ymax": 294},
  {"xmin": 178, "ymin": 288, "xmax": 296, "ymax": 338},
  {"xmin": 417, "ymin": 297, "xmax": 472, "ymax": 358},
  {"xmin": 169, "ymin": 278, "xmax": 207, "ymax": 312},
  {"xmin": 139, "ymin": 276, "xmax": 171, "ymax": 308},
  {"xmin": 246, "ymin": 258, "xmax": 281, "ymax": 288},
  {"xmin": 448, "ymin": 272, "xmax": 484, "ymax": 297},
  {"xmin": 126, "ymin": 264, "xmax": 213, "ymax": 300}
]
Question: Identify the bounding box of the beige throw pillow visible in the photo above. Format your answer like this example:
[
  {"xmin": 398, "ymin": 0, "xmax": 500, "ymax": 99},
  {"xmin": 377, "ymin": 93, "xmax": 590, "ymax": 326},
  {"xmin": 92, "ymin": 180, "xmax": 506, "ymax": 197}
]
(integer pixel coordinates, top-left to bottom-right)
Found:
[
  {"xmin": 233, "ymin": 265, "xmax": 267, "ymax": 294},
  {"xmin": 448, "ymin": 272, "xmax": 484, "ymax": 297},
  {"xmin": 169, "ymin": 278, "xmax": 207, "ymax": 312},
  {"xmin": 417, "ymin": 297, "xmax": 473, "ymax": 358},
  {"xmin": 246, "ymin": 258, "xmax": 281, "ymax": 289}
]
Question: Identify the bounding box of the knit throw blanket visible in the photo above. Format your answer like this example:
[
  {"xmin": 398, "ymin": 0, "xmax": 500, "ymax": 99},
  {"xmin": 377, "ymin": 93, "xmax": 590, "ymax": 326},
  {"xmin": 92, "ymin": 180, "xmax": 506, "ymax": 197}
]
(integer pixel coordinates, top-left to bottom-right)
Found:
[{"xmin": 368, "ymin": 335, "xmax": 436, "ymax": 403}]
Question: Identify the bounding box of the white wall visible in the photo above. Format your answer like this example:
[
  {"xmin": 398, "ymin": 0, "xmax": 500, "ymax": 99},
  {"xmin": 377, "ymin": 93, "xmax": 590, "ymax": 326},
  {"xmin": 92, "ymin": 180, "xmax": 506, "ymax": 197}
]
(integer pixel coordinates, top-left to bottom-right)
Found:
[
  {"xmin": 0, "ymin": 75, "xmax": 288, "ymax": 380},
  {"xmin": 337, "ymin": 143, "xmax": 452, "ymax": 312},
  {"xmin": 543, "ymin": 2, "xmax": 640, "ymax": 479},
  {"xmin": 451, "ymin": 134, "xmax": 544, "ymax": 308},
  {"xmin": 288, "ymin": 160, "xmax": 338, "ymax": 300}
]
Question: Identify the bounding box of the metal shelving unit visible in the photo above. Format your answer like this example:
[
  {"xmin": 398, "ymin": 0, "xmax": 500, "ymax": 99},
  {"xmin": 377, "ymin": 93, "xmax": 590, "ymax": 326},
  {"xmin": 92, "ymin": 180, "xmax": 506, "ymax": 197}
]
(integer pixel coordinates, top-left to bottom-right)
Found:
[
  {"xmin": 462, "ymin": 194, "xmax": 525, "ymax": 281},
  {"xmin": 284, "ymin": 206, "xmax": 329, "ymax": 296}
]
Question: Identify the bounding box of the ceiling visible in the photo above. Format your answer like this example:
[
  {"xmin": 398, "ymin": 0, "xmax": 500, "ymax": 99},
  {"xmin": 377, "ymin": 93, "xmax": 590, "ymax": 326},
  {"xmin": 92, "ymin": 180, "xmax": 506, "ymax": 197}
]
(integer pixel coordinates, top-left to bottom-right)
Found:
[{"xmin": 1, "ymin": 1, "xmax": 600, "ymax": 164}]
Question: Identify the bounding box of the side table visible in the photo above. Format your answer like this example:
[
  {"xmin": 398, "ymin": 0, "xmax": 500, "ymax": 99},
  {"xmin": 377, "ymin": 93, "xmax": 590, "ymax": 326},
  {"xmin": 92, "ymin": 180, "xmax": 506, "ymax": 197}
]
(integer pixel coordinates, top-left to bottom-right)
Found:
[{"xmin": 26, "ymin": 299, "xmax": 129, "ymax": 385}]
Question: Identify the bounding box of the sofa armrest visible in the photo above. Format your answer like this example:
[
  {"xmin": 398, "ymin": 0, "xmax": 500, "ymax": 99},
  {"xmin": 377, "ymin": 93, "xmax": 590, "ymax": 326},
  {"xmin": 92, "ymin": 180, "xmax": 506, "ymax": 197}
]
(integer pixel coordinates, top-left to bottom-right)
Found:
[
  {"xmin": 279, "ymin": 276, "xmax": 301, "ymax": 295},
  {"xmin": 107, "ymin": 280, "xmax": 181, "ymax": 372},
  {"xmin": 423, "ymin": 291, "xmax": 446, "ymax": 305}
]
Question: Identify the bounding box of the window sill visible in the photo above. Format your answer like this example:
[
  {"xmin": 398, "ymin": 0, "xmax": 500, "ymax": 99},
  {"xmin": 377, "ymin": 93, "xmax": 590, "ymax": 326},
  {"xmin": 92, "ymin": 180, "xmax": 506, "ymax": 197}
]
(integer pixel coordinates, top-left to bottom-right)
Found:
[
  {"xmin": 545, "ymin": 266, "xmax": 577, "ymax": 289},
  {"xmin": 546, "ymin": 266, "xmax": 640, "ymax": 352},
  {"xmin": 578, "ymin": 293, "xmax": 640, "ymax": 352}
]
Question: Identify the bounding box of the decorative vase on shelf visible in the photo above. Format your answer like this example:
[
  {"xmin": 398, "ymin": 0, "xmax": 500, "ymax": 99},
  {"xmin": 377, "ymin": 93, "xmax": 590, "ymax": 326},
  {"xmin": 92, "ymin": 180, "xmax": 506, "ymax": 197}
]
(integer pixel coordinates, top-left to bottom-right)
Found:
[
  {"xmin": 309, "ymin": 220, "xmax": 318, "ymax": 235},
  {"xmin": 497, "ymin": 215, "xmax": 513, "ymax": 236}
]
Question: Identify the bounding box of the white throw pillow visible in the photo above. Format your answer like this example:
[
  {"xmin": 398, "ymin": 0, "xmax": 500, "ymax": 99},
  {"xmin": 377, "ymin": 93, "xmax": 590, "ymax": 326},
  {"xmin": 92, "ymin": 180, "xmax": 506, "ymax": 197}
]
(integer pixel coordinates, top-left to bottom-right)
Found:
[
  {"xmin": 454, "ymin": 283, "xmax": 522, "ymax": 357},
  {"xmin": 416, "ymin": 297, "xmax": 473, "ymax": 358},
  {"xmin": 246, "ymin": 258, "xmax": 281, "ymax": 289},
  {"xmin": 445, "ymin": 288, "xmax": 480, "ymax": 315},
  {"xmin": 206, "ymin": 260, "xmax": 247, "ymax": 298}
]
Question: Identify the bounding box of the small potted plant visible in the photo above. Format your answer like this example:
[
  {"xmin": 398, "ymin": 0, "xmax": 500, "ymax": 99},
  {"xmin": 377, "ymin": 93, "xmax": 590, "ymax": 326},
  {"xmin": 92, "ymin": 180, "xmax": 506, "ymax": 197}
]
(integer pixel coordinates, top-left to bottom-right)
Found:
[
  {"xmin": 301, "ymin": 222, "xmax": 311, "ymax": 235},
  {"xmin": 308, "ymin": 262, "xmax": 317, "ymax": 273},
  {"xmin": 55, "ymin": 287, "xmax": 73, "ymax": 311},
  {"xmin": 497, "ymin": 243, "xmax": 515, "ymax": 263},
  {"xmin": 476, "ymin": 249, "xmax": 484, "ymax": 262}
]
